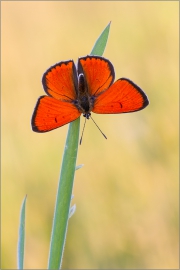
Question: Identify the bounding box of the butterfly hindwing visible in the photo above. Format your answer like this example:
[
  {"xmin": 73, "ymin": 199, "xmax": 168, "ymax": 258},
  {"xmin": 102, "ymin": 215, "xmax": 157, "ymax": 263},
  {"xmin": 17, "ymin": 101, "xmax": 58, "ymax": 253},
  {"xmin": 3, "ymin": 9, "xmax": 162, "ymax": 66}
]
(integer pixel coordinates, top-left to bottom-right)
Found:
[
  {"xmin": 31, "ymin": 96, "xmax": 81, "ymax": 132},
  {"xmin": 92, "ymin": 78, "xmax": 149, "ymax": 114}
]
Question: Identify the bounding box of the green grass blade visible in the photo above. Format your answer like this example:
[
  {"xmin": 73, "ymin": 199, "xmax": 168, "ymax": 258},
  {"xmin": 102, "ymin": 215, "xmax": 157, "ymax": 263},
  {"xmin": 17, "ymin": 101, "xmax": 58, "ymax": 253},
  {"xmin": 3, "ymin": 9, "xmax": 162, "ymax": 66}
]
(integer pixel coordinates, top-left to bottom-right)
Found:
[
  {"xmin": 48, "ymin": 118, "xmax": 80, "ymax": 269},
  {"xmin": 17, "ymin": 195, "xmax": 27, "ymax": 269},
  {"xmin": 48, "ymin": 22, "xmax": 111, "ymax": 269},
  {"xmin": 90, "ymin": 21, "xmax": 111, "ymax": 56}
]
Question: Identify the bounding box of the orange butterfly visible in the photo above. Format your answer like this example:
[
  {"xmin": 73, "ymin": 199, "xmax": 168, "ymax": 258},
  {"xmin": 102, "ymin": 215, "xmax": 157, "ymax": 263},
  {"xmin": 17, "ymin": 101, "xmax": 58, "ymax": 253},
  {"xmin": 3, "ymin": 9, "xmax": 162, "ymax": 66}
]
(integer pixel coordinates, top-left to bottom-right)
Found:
[{"xmin": 31, "ymin": 55, "xmax": 149, "ymax": 133}]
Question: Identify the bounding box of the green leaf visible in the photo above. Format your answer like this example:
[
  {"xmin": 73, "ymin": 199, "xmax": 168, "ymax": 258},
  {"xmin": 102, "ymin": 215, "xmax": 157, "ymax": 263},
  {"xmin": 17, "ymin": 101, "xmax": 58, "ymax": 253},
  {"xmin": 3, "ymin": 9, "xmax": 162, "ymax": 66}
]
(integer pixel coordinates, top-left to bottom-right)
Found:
[
  {"xmin": 48, "ymin": 118, "xmax": 80, "ymax": 269},
  {"xmin": 90, "ymin": 21, "xmax": 111, "ymax": 56},
  {"xmin": 48, "ymin": 22, "xmax": 111, "ymax": 269},
  {"xmin": 17, "ymin": 195, "xmax": 27, "ymax": 269}
]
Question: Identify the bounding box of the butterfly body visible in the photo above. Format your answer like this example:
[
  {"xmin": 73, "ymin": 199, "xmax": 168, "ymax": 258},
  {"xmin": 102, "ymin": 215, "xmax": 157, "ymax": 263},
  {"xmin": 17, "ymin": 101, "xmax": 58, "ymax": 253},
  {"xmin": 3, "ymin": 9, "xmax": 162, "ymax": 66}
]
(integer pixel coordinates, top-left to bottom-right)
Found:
[
  {"xmin": 31, "ymin": 55, "xmax": 149, "ymax": 133},
  {"xmin": 74, "ymin": 73, "xmax": 93, "ymax": 118}
]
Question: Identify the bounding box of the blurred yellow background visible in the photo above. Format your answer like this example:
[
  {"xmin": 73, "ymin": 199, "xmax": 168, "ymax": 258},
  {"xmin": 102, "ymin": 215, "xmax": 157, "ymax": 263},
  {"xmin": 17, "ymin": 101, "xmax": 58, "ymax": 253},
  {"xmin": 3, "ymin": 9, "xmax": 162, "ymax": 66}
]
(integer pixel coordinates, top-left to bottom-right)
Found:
[{"xmin": 2, "ymin": 1, "xmax": 178, "ymax": 269}]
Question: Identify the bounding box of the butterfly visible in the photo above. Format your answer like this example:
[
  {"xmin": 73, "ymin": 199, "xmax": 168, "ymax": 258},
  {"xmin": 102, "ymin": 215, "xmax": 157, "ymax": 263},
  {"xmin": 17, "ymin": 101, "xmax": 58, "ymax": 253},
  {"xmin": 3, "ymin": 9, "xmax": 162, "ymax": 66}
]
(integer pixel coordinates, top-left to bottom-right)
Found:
[{"xmin": 31, "ymin": 55, "xmax": 149, "ymax": 133}]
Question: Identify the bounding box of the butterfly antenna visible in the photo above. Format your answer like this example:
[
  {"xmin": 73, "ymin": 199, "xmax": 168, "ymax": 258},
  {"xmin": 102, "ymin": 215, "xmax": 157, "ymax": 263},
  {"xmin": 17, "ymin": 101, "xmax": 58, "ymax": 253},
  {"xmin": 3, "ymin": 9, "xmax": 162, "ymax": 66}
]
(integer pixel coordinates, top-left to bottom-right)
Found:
[
  {"xmin": 80, "ymin": 118, "xmax": 87, "ymax": 145},
  {"xmin": 90, "ymin": 116, "xmax": 107, "ymax": 140}
]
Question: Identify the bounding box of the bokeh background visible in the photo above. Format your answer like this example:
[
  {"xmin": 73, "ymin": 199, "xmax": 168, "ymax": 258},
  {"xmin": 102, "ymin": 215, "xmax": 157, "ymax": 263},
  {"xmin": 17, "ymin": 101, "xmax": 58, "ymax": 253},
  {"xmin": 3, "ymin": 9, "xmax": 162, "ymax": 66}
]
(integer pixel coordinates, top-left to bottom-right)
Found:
[{"xmin": 2, "ymin": 1, "xmax": 179, "ymax": 269}]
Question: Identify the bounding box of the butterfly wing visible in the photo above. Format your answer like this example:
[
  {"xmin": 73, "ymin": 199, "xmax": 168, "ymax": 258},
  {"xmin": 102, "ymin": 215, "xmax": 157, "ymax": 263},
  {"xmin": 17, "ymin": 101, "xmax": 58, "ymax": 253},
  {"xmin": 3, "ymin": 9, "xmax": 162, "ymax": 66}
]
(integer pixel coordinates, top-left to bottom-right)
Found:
[
  {"xmin": 32, "ymin": 60, "xmax": 80, "ymax": 132},
  {"xmin": 92, "ymin": 78, "xmax": 149, "ymax": 114},
  {"xmin": 31, "ymin": 96, "xmax": 81, "ymax": 132},
  {"xmin": 78, "ymin": 56, "xmax": 115, "ymax": 96},
  {"xmin": 42, "ymin": 60, "xmax": 78, "ymax": 101}
]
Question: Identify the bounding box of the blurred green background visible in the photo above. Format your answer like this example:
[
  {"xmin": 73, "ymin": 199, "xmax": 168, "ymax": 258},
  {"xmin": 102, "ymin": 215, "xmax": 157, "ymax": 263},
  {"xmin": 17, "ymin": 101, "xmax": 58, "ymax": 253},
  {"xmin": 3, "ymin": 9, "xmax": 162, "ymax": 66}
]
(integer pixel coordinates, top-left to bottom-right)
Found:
[{"xmin": 2, "ymin": 1, "xmax": 178, "ymax": 269}]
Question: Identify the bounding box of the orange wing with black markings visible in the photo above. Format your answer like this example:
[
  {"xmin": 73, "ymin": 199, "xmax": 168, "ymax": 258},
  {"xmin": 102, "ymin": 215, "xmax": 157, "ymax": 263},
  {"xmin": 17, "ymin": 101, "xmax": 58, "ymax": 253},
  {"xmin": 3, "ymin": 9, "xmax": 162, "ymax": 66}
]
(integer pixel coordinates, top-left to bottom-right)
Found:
[
  {"xmin": 78, "ymin": 56, "xmax": 115, "ymax": 96},
  {"xmin": 42, "ymin": 60, "xmax": 78, "ymax": 101},
  {"xmin": 32, "ymin": 60, "xmax": 80, "ymax": 132},
  {"xmin": 31, "ymin": 96, "xmax": 81, "ymax": 132},
  {"xmin": 92, "ymin": 78, "xmax": 149, "ymax": 114}
]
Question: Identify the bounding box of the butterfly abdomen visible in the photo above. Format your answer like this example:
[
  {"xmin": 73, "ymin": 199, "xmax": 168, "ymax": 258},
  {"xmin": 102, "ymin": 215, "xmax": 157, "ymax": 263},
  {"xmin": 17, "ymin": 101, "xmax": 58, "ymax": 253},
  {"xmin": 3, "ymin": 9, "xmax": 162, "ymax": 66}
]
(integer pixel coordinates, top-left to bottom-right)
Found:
[{"xmin": 75, "ymin": 73, "xmax": 94, "ymax": 115}]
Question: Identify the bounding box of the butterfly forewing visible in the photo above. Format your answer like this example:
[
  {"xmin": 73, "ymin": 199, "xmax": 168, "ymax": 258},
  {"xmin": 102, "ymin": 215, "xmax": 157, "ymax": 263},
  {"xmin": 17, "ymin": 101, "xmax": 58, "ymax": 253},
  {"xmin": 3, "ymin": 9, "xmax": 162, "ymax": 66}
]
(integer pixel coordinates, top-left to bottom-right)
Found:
[
  {"xmin": 42, "ymin": 60, "xmax": 78, "ymax": 101},
  {"xmin": 92, "ymin": 78, "xmax": 149, "ymax": 114},
  {"xmin": 78, "ymin": 56, "xmax": 115, "ymax": 96}
]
